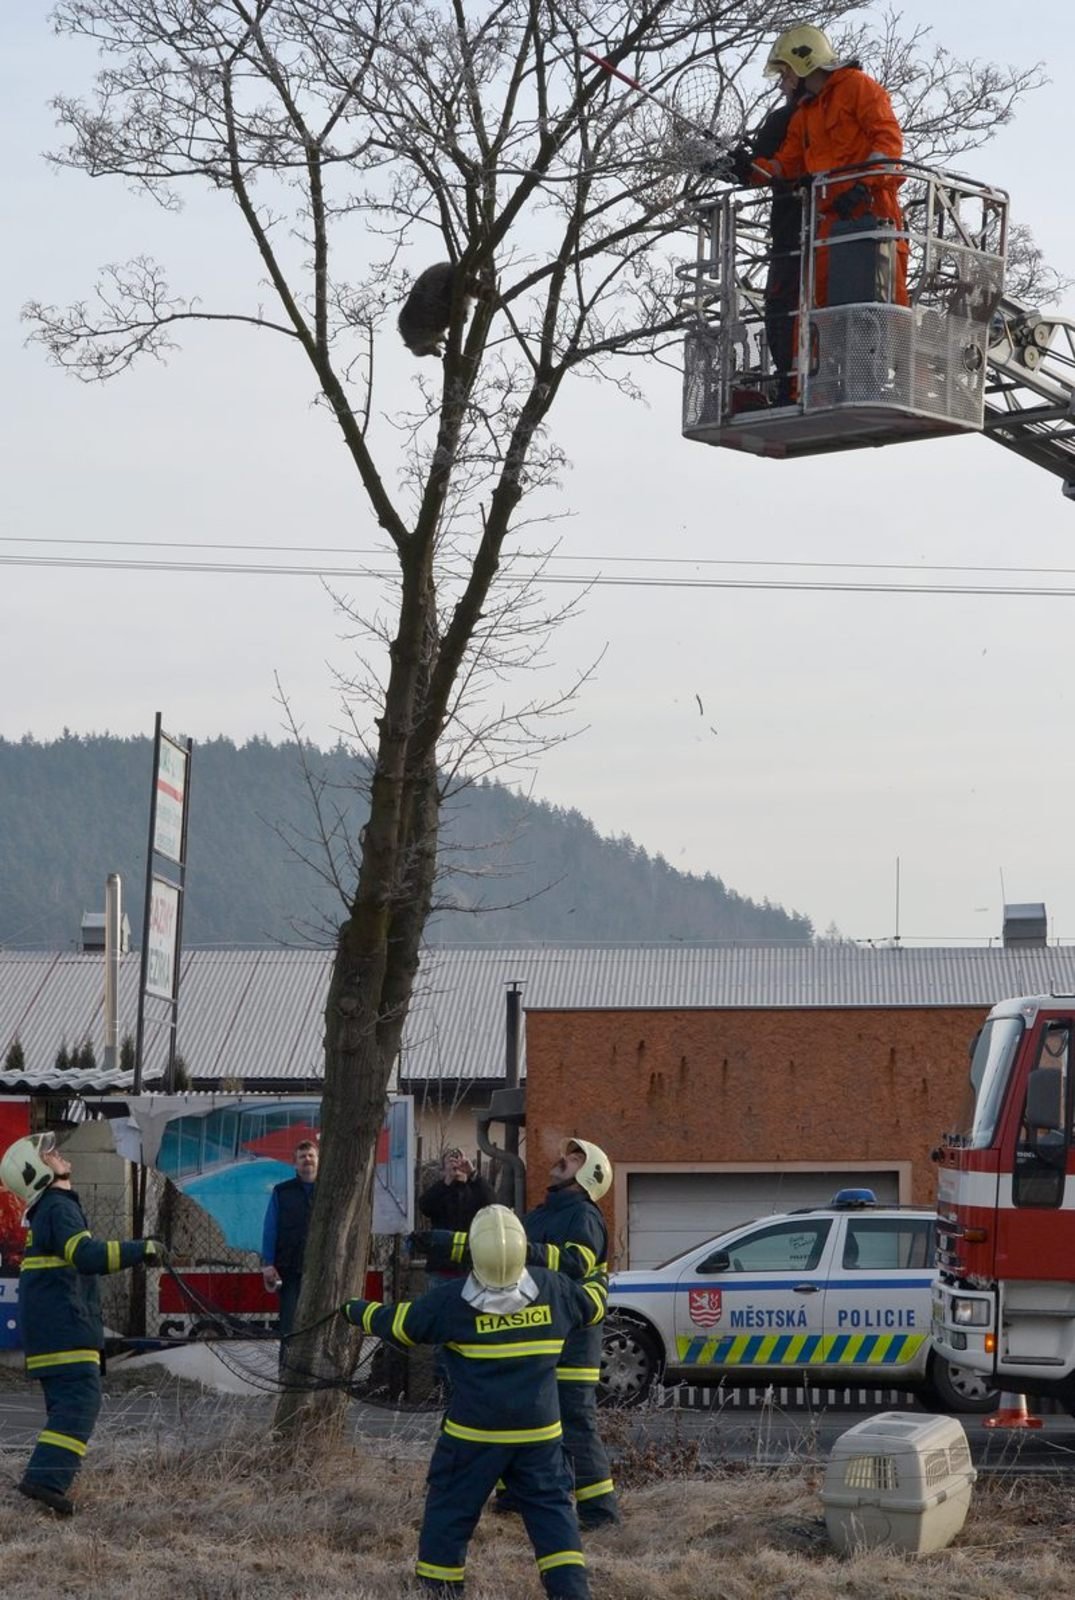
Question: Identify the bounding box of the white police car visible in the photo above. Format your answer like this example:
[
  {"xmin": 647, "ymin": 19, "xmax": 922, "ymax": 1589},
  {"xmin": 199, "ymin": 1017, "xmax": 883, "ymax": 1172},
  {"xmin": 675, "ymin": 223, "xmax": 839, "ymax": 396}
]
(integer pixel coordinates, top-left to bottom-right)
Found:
[{"xmin": 600, "ymin": 1189, "xmax": 998, "ymax": 1413}]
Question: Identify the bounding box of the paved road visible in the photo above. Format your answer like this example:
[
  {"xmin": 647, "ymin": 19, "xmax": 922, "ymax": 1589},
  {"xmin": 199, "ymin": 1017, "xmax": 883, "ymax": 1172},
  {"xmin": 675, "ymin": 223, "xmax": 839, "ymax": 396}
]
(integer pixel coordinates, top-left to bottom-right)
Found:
[{"xmin": 2, "ymin": 1383, "xmax": 1074, "ymax": 1474}]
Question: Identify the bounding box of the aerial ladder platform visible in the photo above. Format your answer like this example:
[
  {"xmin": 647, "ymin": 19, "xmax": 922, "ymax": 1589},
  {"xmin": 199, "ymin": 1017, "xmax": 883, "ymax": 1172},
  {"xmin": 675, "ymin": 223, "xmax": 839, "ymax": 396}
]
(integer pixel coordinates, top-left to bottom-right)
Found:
[{"xmin": 678, "ymin": 164, "xmax": 1075, "ymax": 501}]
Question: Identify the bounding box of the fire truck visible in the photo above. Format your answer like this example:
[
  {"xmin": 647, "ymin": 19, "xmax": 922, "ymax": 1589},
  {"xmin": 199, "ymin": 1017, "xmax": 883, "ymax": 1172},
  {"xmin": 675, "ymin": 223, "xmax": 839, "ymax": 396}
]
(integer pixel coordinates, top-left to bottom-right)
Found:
[
  {"xmin": 932, "ymin": 995, "xmax": 1075, "ymax": 1407},
  {"xmin": 678, "ymin": 162, "xmax": 1075, "ymax": 496}
]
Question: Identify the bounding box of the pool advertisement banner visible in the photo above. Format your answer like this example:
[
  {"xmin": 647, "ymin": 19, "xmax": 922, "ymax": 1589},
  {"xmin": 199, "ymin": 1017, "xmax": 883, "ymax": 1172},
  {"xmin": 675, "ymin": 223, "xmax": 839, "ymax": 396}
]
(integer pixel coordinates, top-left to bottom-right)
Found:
[{"xmin": 112, "ymin": 1094, "xmax": 415, "ymax": 1254}]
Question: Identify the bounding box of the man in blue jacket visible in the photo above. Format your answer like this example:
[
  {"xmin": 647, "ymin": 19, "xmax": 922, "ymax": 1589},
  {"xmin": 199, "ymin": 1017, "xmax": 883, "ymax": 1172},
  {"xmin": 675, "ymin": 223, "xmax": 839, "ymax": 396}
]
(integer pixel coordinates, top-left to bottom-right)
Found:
[
  {"xmin": 0, "ymin": 1132, "xmax": 161, "ymax": 1515},
  {"xmin": 261, "ymin": 1136, "xmax": 318, "ymax": 1361},
  {"xmin": 342, "ymin": 1204, "xmax": 605, "ymax": 1598}
]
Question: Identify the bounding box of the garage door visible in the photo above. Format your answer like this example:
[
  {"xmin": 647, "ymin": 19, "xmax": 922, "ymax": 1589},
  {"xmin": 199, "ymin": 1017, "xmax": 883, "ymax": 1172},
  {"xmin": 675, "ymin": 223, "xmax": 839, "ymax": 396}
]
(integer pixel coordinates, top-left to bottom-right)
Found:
[{"xmin": 626, "ymin": 1169, "xmax": 900, "ymax": 1268}]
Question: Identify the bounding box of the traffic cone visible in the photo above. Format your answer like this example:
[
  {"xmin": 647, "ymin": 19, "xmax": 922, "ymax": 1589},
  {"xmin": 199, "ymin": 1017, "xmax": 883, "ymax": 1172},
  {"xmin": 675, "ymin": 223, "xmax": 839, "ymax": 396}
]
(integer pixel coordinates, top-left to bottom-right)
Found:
[{"xmin": 983, "ymin": 1391, "xmax": 1043, "ymax": 1429}]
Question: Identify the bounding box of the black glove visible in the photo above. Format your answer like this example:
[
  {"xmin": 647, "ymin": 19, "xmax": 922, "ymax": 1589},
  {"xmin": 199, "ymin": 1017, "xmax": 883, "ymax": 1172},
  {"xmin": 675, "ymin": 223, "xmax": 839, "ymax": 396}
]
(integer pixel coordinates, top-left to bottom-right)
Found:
[
  {"xmin": 143, "ymin": 1238, "xmax": 170, "ymax": 1267},
  {"xmin": 832, "ymin": 181, "xmax": 870, "ymax": 220},
  {"xmin": 728, "ymin": 144, "xmax": 755, "ymax": 185},
  {"xmin": 407, "ymin": 1230, "xmax": 435, "ymax": 1256}
]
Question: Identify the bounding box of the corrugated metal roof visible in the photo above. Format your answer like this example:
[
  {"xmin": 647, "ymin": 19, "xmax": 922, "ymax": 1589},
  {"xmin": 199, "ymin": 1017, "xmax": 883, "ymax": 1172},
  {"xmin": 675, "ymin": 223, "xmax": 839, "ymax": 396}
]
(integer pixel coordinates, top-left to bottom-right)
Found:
[
  {"xmin": 0, "ymin": 1067, "xmax": 136, "ymax": 1093},
  {"xmin": 3, "ymin": 943, "xmax": 1075, "ymax": 1090}
]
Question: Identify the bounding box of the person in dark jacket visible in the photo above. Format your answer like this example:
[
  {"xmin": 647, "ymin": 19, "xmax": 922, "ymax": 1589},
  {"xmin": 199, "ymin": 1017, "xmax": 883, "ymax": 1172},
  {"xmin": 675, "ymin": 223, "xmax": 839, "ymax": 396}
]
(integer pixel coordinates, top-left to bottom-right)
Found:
[
  {"xmin": 415, "ymin": 1137, "xmax": 619, "ymax": 1531},
  {"xmin": 419, "ymin": 1149, "xmax": 495, "ymax": 1281},
  {"xmin": 343, "ymin": 1204, "xmax": 606, "ymax": 1599},
  {"xmin": 751, "ymin": 81, "xmax": 806, "ymax": 404},
  {"xmin": 261, "ymin": 1137, "xmax": 318, "ymax": 1357},
  {"xmin": 0, "ymin": 1132, "xmax": 160, "ymax": 1515}
]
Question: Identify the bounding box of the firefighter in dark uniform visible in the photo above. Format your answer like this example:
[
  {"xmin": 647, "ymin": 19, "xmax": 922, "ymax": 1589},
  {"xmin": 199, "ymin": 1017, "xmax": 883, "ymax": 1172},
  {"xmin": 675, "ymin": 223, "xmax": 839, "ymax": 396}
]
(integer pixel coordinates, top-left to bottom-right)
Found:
[
  {"xmin": 0, "ymin": 1132, "xmax": 161, "ymax": 1515},
  {"xmin": 418, "ymin": 1139, "xmax": 619, "ymax": 1530},
  {"xmin": 517, "ymin": 1139, "xmax": 619, "ymax": 1529},
  {"xmin": 342, "ymin": 1204, "xmax": 605, "ymax": 1599}
]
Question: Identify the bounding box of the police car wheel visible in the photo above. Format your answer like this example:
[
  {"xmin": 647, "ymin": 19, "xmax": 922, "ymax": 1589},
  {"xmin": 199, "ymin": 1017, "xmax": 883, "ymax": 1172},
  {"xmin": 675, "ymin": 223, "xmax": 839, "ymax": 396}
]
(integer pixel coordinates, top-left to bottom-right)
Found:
[
  {"xmin": 598, "ymin": 1319, "xmax": 662, "ymax": 1408},
  {"xmin": 923, "ymin": 1354, "xmax": 1000, "ymax": 1415}
]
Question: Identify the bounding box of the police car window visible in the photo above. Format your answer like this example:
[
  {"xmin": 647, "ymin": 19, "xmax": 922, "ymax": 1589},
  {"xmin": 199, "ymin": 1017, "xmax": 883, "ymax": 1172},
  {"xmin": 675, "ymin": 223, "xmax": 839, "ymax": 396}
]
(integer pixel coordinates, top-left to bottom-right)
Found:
[
  {"xmin": 841, "ymin": 1217, "xmax": 934, "ymax": 1270},
  {"xmin": 699, "ymin": 1220, "xmax": 831, "ymax": 1274}
]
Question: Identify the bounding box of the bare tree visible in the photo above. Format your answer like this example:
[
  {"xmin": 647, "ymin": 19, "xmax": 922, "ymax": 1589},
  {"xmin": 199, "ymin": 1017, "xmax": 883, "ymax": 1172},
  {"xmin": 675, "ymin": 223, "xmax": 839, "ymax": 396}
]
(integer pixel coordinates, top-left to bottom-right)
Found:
[{"xmin": 26, "ymin": 0, "xmax": 1043, "ymax": 1434}]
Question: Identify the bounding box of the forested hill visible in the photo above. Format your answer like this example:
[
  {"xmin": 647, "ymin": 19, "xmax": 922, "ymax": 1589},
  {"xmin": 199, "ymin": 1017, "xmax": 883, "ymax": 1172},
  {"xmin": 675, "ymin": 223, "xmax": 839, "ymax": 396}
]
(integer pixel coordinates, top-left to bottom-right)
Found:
[{"xmin": 0, "ymin": 735, "xmax": 814, "ymax": 949}]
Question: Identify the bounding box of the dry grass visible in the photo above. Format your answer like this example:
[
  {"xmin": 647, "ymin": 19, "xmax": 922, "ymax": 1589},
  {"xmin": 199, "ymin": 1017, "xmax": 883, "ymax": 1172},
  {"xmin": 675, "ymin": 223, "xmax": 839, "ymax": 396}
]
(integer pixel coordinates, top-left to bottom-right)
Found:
[{"xmin": 1, "ymin": 1404, "xmax": 1075, "ymax": 1599}]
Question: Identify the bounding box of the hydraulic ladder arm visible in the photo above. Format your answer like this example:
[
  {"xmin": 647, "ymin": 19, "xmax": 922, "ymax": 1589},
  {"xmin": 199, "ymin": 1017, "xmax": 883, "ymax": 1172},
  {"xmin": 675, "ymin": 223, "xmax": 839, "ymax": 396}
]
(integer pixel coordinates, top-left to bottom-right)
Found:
[{"xmin": 985, "ymin": 297, "xmax": 1075, "ymax": 498}]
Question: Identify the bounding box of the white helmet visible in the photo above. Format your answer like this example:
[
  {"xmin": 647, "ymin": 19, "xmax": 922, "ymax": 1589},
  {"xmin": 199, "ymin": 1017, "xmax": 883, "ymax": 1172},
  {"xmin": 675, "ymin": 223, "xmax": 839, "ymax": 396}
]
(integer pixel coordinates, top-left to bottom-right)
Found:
[
  {"xmin": 469, "ymin": 1205, "xmax": 527, "ymax": 1290},
  {"xmin": 0, "ymin": 1133, "xmax": 57, "ymax": 1204},
  {"xmin": 562, "ymin": 1138, "xmax": 612, "ymax": 1202}
]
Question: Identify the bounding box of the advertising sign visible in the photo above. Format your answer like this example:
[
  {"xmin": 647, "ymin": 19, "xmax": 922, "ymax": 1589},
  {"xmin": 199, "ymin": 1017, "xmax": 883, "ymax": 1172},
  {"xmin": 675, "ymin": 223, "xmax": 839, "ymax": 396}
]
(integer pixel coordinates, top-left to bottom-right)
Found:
[
  {"xmin": 152, "ymin": 733, "xmax": 188, "ymax": 864},
  {"xmin": 113, "ymin": 1094, "xmax": 415, "ymax": 1248},
  {"xmin": 146, "ymin": 877, "xmax": 180, "ymax": 1000}
]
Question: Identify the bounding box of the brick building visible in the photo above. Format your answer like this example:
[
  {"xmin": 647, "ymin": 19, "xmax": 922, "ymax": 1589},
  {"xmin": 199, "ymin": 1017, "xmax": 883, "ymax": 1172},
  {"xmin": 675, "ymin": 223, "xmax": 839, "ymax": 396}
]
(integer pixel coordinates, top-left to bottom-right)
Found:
[{"xmin": 521, "ymin": 942, "xmax": 1075, "ymax": 1269}]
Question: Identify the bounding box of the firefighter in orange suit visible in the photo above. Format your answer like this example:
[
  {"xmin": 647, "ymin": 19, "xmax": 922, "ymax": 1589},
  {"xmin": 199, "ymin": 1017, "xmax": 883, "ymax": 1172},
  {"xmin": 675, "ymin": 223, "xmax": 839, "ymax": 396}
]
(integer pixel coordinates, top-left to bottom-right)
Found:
[{"xmin": 741, "ymin": 25, "xmax": 908, "ymax": 309}]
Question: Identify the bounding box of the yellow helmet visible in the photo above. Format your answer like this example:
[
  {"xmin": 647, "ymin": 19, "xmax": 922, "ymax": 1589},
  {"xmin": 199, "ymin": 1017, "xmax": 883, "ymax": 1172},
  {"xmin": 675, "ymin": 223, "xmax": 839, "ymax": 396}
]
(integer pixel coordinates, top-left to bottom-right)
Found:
[
  {"xmin": 469, "ymin": 1205, "xmax": 527, "ymax": 1289},
  {"xmin": 764, "ymin": 25, "xmax": 838, "ymax": 79},
  {"xmin": 0, "ymin": 1133, "xmax": 57, "ymax": 1204},
  {"xmin": 562, "ymin": 1138, "xmax": 613, "ymax": 1203}
]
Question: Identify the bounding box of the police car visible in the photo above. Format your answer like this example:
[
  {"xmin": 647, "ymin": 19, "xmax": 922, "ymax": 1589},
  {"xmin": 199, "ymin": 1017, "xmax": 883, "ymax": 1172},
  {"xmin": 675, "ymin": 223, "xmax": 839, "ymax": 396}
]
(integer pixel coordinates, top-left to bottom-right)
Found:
[{"xmin": 599, "ymin": 1190, "xmax": 998, "ymax": 1413}]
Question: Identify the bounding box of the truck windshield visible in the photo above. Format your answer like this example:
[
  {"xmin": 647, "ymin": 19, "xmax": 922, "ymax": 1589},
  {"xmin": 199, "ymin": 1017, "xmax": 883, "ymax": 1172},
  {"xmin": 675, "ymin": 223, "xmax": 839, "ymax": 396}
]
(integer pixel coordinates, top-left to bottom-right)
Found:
[{"xmin": 964, "ymin": 1016, "xmax": 1025, "ymax": 1147}]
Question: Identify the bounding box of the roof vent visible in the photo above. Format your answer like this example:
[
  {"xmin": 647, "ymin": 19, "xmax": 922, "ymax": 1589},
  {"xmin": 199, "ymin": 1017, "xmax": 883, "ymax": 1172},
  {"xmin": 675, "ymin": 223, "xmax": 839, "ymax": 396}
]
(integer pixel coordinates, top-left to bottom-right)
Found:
[
  {"xmin": 1002, "ymin": 903, "xmax": 1047, "ymax": 949},
  {"xmin": 80, "ymin": 911, "xmax": 131, "ymax": 953}
]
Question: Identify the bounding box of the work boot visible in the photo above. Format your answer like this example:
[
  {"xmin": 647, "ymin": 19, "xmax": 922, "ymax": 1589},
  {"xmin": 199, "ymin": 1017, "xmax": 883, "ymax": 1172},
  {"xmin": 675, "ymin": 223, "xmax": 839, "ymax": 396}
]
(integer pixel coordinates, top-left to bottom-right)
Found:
[{"xmin": 18, "ymin": 1479, "xmax": 75, "ymax": 1516}]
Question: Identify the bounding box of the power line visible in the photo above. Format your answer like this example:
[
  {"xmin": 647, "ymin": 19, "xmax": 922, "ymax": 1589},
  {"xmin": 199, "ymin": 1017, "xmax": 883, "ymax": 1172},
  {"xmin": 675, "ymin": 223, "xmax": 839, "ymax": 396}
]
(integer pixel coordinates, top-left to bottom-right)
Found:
[
  {"xmin": 8, "ymin": 532, "xmax": 1075, "ymax": 581},
  {"xmin": 6, "ymin": 549, "xmax": 1075, "ymax": 598}
]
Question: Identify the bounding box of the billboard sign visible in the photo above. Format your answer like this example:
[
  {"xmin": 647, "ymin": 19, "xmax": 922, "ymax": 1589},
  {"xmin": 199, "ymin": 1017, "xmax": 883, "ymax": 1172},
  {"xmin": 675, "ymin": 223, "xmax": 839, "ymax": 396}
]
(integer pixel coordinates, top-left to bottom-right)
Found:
[
  {"xmin": 152, "ymin": 733, "xmax": 188, "ymax": 864},
  {"xmin": 113, "ymin": 1094, "xmax": 416, "ymax": 1246},
  {"xmin": 146, "ymin": 877, "xmax": 180, "ymax": 1000}
]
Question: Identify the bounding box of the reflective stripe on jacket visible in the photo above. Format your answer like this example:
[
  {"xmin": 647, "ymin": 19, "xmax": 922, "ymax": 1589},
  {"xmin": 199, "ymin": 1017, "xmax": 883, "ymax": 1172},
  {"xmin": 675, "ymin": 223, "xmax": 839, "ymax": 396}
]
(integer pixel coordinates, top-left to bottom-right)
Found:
[{"xmin": 19, "ymin": 1187, "xmax": 147, "ymax": 1363}]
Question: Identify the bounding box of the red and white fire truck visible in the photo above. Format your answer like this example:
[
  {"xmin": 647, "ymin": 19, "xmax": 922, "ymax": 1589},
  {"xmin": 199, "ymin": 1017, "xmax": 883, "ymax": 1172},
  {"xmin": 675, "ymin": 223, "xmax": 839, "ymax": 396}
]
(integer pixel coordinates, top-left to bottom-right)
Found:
[{"xmin": 932, "ymin": 995, "xmax": 1075, "ymax": 1407}]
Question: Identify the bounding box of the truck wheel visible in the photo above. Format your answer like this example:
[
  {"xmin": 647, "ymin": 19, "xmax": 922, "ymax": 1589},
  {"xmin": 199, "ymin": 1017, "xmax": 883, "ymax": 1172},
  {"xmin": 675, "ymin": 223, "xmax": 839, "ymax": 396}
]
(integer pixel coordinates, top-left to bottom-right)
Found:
[
  {"xmin": 599, "ymin": 1319, "xmax": 662, "ymax": 1408},
  {"xmin": 922, "ymin": 1354, "xmax": 1000, "ymax": 1414}
]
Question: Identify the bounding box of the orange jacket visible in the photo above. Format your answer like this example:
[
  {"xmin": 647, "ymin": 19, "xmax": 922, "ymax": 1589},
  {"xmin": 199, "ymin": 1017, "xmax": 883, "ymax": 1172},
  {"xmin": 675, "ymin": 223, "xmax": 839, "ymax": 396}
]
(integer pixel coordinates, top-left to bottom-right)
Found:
[{"xmin": 753, "ymin": 66, "xmax": 904, "ymax": 224}]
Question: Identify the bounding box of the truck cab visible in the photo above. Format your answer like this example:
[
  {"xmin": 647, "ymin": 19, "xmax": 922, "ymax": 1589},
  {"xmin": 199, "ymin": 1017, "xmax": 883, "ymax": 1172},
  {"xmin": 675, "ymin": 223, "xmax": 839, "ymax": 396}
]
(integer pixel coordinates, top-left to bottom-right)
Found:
[{"xmin": 933, "ymin": 995, "xmax": 1075, "ymax": 1407}]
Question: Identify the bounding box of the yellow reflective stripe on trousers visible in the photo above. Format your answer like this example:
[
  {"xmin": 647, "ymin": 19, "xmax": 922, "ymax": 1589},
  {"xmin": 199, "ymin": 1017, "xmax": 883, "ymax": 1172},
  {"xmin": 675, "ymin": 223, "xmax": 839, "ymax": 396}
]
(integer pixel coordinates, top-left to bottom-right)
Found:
[
  {"xmin": 38, "ymin": 1429, "xmax": 87, "ymax": 1457},
  {"xmin": 415, "ymin": 1562, "xmax": 465, "ymax": 1583},
  {"xmin": 567, "ymin": 1241, "xmax": 597, "ymax": 1274},
  {"xmin": 576, "ymin": 1478, "xmax": 615, "ymax": 1502},
  {"xmin": 556, "ymin": 1366, "xmax": 600, "ymax": 1382},
  {"xmin": 444, "ymin": 1340, "xmax": 565, "ymax": 1359},
  {"xmin": 392, "ymin": 1302, "xmax": 415, "ymax": 1347},
  {"xmin": 26, "ymin": 1349, "xmax": 101, "ymax": 1370},
  {"xmin": 62, "ymin": 1230, "xmax": 91, "ymax": 1266},
  {"xmin": 537, "ymin": 1551, "xmax": 586, "ymax": 1573},
  {"xmin": 106, "ymin": 1240, "xmax": 121, "ymax": 1273},
  {"xmin": 20, "ymin": 1256, "xmax": 69, "ymax": 1270},
  {"xmin": 443, "ymin": 1419, "xmax": 562, "ymax": 1445},
  {"xmin": 361, "ymin": 1302, "xmax": 383, "ymax": 1334}
]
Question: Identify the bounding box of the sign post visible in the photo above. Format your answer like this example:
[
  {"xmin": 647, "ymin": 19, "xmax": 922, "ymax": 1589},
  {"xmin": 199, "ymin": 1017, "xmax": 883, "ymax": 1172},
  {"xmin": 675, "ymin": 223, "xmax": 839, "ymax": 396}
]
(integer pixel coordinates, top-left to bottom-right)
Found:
[{"xmin": 135, "ymin": 714, "xmax": 193, "ymax": 1094}]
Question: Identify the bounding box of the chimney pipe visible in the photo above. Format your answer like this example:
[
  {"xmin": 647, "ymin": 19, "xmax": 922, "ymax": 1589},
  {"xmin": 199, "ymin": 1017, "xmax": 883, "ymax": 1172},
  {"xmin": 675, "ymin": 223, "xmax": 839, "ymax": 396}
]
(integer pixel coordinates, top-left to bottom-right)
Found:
[{"xmin": 104, "ymin": 873, "xmax": 122, "ymax": 1071}]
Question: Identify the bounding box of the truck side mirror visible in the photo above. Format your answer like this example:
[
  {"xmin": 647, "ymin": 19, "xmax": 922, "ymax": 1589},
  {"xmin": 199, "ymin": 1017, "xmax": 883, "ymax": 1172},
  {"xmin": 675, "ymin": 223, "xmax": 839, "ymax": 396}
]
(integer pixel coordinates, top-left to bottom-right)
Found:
[{"xmin": 1026, "ymin": 1067, "xmax": 1064, "ymax": 1134}]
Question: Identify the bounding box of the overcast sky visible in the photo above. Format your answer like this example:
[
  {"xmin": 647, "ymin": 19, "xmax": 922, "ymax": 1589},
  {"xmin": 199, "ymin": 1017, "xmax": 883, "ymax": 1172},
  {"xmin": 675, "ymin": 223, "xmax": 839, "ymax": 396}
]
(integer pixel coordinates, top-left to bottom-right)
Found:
[{"xmin": 3, "ymin": 4, "xmax": 1074, "ymax": 947}]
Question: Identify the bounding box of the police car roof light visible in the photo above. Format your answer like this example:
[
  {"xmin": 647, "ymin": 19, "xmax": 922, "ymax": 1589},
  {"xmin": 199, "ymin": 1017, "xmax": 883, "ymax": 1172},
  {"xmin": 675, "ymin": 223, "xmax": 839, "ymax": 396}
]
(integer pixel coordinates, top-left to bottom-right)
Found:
[{"xmin": 831, "ymin": 1188, "xmax": 877, "ymax": 1209}]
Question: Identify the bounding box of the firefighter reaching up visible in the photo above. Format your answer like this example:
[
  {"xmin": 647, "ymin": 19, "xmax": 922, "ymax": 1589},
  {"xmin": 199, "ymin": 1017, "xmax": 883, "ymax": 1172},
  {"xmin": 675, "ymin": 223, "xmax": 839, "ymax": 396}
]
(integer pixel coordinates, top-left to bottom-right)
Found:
[
  {"xmin": 728, "ymin": 24, "xmax": 908, "ymax": 309},
  {"xmin": 342, "ymin": 1204, "xmax": 606, "ymax": 1599},
  {"xmin": 414, "ymin": 1137, "xmax": 621, "ymax": 1531},
  {"xmin": 0, "ymin": 1132, "xmax": 163, "ymax": 1516}
]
